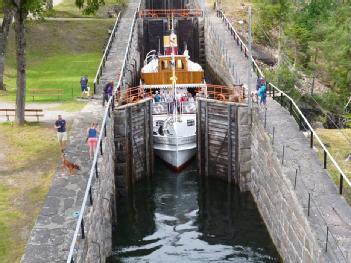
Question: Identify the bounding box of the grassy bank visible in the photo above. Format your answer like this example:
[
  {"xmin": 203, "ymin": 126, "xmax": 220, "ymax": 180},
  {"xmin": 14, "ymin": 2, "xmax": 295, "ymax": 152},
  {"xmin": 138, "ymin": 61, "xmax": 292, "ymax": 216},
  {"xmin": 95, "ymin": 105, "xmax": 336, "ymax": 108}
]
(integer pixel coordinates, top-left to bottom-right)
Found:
[
  {"xmin": 2, "ymin": 19, "xmax": 114, "ymax": 102},
  {"xmin": 315, "ymin": 128, "xmax": 351, "ymax": 203},
  {"xmin": 0, "ymin": 123, "xmax": 61, "ymax": 263}
]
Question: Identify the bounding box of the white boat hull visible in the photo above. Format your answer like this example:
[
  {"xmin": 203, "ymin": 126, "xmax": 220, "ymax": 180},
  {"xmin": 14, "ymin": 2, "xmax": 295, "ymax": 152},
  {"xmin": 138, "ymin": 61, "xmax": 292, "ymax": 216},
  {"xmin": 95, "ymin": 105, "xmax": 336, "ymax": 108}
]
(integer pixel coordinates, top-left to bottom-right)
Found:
[
  {"xmin": 154, "ymin": 147, "xmax": 196, "ymax": 170},
  {"xmin": 153, "ymin": 114, "xmax": 197, "ymax": 171}
]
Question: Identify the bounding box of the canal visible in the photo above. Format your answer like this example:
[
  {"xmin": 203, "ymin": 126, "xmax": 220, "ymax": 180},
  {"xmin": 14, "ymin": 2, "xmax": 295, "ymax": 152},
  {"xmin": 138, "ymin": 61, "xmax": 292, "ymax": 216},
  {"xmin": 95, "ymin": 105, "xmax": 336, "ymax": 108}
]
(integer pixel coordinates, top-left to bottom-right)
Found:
[{"xmin": 109, "ymin": 160, "xmax": 281, "ymax": 262}]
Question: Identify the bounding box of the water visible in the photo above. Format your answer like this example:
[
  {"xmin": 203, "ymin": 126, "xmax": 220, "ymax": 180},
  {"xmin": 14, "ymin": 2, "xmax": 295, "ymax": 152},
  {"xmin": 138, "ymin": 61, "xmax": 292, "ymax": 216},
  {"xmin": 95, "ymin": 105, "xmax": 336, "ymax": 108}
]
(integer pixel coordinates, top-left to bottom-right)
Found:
[{"xmin": 109, "ymin": 161, "xmax": 281, "ymax": 263}]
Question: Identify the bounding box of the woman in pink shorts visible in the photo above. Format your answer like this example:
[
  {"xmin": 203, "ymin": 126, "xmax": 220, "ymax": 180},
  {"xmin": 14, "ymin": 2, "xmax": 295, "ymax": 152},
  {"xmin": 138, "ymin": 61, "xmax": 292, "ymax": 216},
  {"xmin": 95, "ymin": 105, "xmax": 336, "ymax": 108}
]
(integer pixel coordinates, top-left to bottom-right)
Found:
[{"xmin": 87, "ymin": 123, "xmax": 99, "ymax": 159}]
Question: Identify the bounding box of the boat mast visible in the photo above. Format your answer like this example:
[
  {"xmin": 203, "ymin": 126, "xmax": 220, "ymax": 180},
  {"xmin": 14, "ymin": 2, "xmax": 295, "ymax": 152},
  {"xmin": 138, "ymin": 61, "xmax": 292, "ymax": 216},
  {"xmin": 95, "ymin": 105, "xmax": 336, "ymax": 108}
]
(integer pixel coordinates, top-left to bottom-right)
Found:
[{"xmin": 170, "ymin": 12, "xmax": 178, "ymax": 120}]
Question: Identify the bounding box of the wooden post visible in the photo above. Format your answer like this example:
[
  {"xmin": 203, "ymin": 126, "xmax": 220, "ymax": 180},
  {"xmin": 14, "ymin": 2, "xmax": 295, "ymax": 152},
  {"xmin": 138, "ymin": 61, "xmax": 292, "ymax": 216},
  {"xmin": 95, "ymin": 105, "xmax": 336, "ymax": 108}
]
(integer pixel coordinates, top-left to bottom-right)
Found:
[
  {"xmin": 205, "ymin": 100, "xmax": 209, "ymax": 177},
  {"xmin": 227, "ymin": 104, "xmax": 232, "ymax": 183},
  {"xmin": 144, "ymin": 104, "xmax": 150, "ymax": 177},
  {"xmin": 149, "ymin": 100, "xmax": 154, "ymax": 175},
  {"xmin": 197, "ymin": 99, "xmax": 202, "ymax": 176}
]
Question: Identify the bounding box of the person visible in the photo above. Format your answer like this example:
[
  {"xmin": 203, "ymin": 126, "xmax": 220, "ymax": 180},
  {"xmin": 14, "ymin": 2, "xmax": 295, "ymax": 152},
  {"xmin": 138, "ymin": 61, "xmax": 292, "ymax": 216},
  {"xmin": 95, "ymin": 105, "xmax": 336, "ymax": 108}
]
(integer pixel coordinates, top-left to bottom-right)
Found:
[
  {"xmin": 154, "ymin": 91, "xmax": 161, "ymax": 103},
  {"xmin": 80, "ymin": 75, "xmax": 89, "ymax": 97},
  {"xmin": 103, "ymin": 81, "xmax": 114, "ymax": 106},
  {"xmin": 258, "ymin": 80, "xmax": 267, "ymax": 107},
  {"xmin": 86, "ymin": 123, "xmax": 99, "ymax": 159},
  {"xmin": 54, "ymin": 115, "xmax": 67, "ymax": 150}
]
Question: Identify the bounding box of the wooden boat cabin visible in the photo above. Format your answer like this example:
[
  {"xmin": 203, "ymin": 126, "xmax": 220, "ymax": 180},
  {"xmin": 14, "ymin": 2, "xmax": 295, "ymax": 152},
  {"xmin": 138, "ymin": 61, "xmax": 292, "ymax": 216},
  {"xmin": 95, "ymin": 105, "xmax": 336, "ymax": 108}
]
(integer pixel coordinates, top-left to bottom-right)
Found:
[{"xmin": 141, "ymin": 55, "xmax": 205, "ymax": 85}]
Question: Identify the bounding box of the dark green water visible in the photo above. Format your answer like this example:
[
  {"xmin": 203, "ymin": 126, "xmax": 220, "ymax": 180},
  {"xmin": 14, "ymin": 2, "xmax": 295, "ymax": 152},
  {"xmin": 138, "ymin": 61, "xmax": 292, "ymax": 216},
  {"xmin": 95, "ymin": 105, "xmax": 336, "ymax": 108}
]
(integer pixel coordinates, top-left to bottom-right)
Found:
[{"xmin": 109, "ymin": 161, "xmax": 281, "ymax": 263}]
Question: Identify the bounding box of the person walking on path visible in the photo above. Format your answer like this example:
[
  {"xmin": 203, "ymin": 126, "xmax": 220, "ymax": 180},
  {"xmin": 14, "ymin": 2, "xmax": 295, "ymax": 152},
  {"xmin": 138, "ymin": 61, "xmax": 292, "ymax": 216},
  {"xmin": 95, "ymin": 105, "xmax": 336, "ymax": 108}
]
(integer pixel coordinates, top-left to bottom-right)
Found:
[
  {"xmin": 54, "ymin": 115, "xmax": 67, "ymax": 150},
  {"xmin": 258, "ymin": 79, "xmax": 267, "ymax": 107},
  {"xmin": 103, "ymin": 81, "xmax": 114, "ymax": 106},
  {"xmin": 80, "ymin": 75, "xmax": 89, "ymax": 98},
  {"xmin": 86, "ymin": 123, "xmax": 99, "ymax": 159}
]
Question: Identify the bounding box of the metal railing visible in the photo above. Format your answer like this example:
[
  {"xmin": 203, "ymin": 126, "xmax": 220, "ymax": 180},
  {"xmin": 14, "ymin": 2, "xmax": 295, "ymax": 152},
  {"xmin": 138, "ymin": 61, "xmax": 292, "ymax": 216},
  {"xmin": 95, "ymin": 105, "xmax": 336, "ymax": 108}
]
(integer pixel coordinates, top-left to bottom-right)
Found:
[
  {"xmin": 215, "ymin": 7, "xmax": 351, "ymax": 198},
  {"xmin": 93, "ymin": 12, "xmax": 121, "ymax": 94},
  {"xmin": 66, "ymin": 2, "xmax": 141, "ymax": 262},
  {"xmin": 215, "ymin": 7, "xmax": 350, "ymax": 262}
]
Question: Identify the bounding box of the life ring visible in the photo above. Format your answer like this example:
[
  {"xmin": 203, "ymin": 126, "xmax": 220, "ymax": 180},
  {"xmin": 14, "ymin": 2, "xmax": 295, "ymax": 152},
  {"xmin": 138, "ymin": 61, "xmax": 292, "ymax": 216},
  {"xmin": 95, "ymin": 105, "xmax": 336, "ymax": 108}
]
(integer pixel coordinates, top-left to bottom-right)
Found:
[{"xmin": 216, "ymin": 94, "xmax": 226, "ymax": 101}]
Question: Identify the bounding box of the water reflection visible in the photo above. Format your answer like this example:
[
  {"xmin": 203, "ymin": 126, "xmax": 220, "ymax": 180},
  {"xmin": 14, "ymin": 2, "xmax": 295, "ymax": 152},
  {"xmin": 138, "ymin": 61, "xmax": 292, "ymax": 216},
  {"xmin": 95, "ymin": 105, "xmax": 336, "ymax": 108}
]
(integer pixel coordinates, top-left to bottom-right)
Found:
[{"xmin": 110, "ymin": 161, "xmax": 281, "ymax": 262}]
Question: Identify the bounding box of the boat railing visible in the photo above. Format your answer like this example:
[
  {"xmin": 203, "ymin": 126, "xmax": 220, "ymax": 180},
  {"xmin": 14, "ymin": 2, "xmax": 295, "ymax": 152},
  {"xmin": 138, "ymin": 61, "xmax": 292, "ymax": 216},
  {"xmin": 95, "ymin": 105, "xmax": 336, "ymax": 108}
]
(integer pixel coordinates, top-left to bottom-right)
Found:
[
  {"xmin": 116, "ymin": 84, "xmax": 246, "ymax": 106},
  {"xmin": 206, "ymin": 84, "xmax": 246, "ymax": 103},
  {"xmin": 139, "ymin": 9, "xmax": 204, "ymax": 18}
]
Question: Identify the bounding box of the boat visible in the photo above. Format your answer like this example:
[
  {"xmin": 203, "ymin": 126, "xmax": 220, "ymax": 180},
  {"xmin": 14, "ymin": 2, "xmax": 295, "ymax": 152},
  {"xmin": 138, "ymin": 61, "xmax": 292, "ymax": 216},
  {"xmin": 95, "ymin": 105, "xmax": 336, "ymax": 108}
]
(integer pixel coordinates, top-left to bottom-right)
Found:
[{"xmin": 140, "ymin": 24, "xmax": 205, "ymax": 171}]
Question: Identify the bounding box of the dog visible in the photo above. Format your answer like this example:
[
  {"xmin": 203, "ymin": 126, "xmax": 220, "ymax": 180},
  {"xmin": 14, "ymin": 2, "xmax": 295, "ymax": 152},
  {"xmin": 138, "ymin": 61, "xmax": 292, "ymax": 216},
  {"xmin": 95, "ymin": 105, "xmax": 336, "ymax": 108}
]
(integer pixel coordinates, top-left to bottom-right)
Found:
[{"xmin": 62, "ymin": 152, "xmax": 80, "ymax": 175}]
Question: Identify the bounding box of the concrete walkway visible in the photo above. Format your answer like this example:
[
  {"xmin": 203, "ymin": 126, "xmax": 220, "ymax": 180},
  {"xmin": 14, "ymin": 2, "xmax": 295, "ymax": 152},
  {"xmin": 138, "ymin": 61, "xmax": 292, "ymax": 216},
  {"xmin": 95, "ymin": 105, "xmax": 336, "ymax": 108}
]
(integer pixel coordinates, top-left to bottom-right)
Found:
[
  {"xmin": 208, "ymin": 6, "xmax": 351, "ymax": 261},
  {"xmin": 21, "ymin": 1, "xmax": 140, "ymax": 262}
]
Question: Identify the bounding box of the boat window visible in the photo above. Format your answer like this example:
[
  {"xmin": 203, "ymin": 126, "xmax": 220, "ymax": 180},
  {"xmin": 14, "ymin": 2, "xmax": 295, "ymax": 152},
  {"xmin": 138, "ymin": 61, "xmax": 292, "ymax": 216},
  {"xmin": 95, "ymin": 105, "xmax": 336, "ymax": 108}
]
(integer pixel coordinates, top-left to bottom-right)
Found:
[
  {"xmin": 156, "ymin": 120, "xmax": 164, "ymax": 126},
  {"xmin": 162, "ymin": 60, "xmax": 169, "ymax": 69},
  {"xmin": 187, "ymin": 119, "xmax": 195, "ymax": 126},
  {"xmin": 177, "ymin": 59, "xmax": 184, "ymax": 69}
]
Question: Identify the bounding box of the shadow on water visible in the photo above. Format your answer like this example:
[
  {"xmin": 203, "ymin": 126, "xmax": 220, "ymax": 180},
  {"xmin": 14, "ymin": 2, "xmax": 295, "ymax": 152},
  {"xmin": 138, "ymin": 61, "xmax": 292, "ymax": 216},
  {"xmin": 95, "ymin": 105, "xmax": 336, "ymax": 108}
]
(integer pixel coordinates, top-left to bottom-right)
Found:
[{"xmin": 108, "ymin": 160, "xmax": 282, "ymax": 263}]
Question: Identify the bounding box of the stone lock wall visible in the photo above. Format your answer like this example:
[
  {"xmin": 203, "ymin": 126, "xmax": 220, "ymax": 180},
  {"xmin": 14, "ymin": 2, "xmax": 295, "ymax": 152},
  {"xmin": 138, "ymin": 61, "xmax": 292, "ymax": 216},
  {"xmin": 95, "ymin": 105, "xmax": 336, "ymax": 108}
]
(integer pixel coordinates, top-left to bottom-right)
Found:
[
  {"xmin": 204, "ymin": 19, "xmax": 236, "ymax": 86},
  {"xmin": 250, "ymin": 107, "xmax": 332, "ymax": 263},
  {"xmin": 76, "ymin": 115, "xmax": 116, "ymax": 263}
]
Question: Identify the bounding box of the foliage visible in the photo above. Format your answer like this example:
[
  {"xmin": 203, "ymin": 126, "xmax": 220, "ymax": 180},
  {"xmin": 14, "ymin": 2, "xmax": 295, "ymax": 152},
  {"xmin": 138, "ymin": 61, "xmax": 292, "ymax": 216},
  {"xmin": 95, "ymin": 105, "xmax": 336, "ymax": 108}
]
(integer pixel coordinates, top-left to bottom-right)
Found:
[
  {"xmin": 253, "ymin": 0, "xmax": 351, "ymax": 113},
  {"xmin": 264, "ymin": 63, "xmax": 300, "ymax": 100}
]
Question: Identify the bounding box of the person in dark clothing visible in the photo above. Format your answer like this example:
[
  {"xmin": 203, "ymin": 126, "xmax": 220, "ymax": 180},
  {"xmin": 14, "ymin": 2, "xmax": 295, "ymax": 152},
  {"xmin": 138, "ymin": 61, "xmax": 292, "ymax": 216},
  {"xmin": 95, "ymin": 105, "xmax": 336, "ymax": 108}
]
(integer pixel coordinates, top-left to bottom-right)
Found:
[
  {"xmin": 103, "ymin": 80, "xmax": 114, "ymax": 106},
  {"xmin": 54, "ymin": 115, "xmax": 67, "ymax": 150},
  {"xmin": 80, "ymin": 75, "xmax": 89, "ymax": 97}
]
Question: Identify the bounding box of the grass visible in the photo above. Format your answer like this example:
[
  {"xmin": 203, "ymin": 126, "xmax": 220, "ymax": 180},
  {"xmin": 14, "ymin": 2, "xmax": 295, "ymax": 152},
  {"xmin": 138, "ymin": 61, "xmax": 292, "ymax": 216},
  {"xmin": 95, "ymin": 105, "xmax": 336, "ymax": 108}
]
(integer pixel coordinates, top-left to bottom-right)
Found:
[
  {"xmin": 315, "ymin": 128, "xmax": 351, "ymax": 203},
  {"xmin": 0, "ymin": 122, "xmax": 61, "ymax": 263},
  {"xmin": 2, "ymin": 19, "xmax": 114, "ymax": 102}
]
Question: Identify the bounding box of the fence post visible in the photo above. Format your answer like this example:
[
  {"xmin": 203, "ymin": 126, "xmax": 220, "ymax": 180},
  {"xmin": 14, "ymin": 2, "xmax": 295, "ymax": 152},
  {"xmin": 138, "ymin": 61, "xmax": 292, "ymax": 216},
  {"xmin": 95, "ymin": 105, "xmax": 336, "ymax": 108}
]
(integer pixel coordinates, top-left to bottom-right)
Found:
[
  {"xmin": 280, "ymin": 92, "xmax": 283, "ymax": 106},
  {"xmin": 95, "ymin": 162, "xmax": 99, "ymax": 178},
  {"xmin": 81, "ymin": 219, "xmax": 85, "ymax": 239},
  {"xmin": 294, "ymin": 169, "xmax": 298, "ymax": 189},
  {"xmin": 272, "ymin": 87, "xmax": 275, "ymax": 99},
  {"xmin": 100, "ymin": 140, "xmax": 103, "ymax": 155},
  {"xmin": 310, "ymin": 130, "xmax": 313, "ymax": 148},
  {"xmin": 282, "ymin": 145, "xmax": 285, "ymax": 164},
  {"xmin": 339, "ymin": 174, "xmax": 343, "ymax": 195},
  {"xmin": 325, "ymin": 226, "xmax": 329, "ymax": 252},
  {"xmin": 307, "ymin": 193, "xmax": 311, "ymax": 216},
  {"xmin": 323, "ymin": 150, "xmax": 327, "ymax": 169},
  {"xmin": 89, "ymin": 187, "xmax": 93, "ymax": 205}
]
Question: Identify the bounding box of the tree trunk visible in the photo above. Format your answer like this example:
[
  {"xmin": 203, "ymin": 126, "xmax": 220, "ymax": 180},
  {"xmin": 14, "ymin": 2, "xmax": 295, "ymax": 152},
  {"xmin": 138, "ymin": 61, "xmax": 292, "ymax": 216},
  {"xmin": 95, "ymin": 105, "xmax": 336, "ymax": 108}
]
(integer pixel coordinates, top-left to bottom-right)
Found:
[
  {"xmin": 0, "ymin": 8, "xmax": 14, "ymax": 91},
  {"xmin": 15, "ymin": 10, "xmax": 27, "ymax": 125}
]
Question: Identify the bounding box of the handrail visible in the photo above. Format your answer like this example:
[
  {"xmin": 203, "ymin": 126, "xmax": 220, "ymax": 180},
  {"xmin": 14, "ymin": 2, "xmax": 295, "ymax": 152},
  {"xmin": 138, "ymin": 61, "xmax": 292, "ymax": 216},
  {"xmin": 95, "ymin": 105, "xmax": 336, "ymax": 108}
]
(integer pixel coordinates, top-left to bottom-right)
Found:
[
  {"xmin": 216, "ymin": 8, "xmax": 351, "ymax": 192},
  {"xmin": 66, "ymin": 2, "xmax": 141, "ymax": 262},
  {"xmin": 216, "ymin": 7, "xmax": 350, "ymax": 261},
  {"xmin": 93, "ymin": 12, "xmax": 121, "ymax": 94}
]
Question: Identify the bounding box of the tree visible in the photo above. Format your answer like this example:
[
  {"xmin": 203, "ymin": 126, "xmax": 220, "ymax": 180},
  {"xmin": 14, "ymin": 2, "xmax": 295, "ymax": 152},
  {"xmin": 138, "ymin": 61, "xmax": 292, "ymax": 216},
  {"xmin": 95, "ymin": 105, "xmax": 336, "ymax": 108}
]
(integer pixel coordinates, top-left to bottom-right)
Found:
[
  {"xmin": 0, "ymin": 3, "xmax": 14, "ymax": 90},
  {"xmin": 7, "ymin": 0, "xmax": 45, "ymax": 124},
  {"xmin": 75, "ymin": 0, "xmax": 105, "ymax": 14}
]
